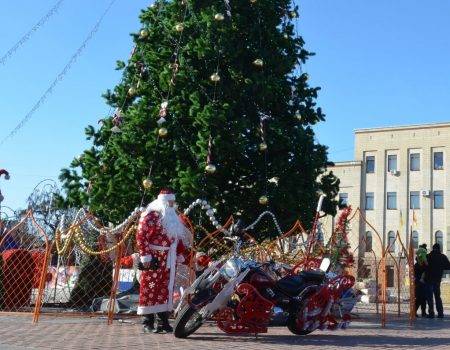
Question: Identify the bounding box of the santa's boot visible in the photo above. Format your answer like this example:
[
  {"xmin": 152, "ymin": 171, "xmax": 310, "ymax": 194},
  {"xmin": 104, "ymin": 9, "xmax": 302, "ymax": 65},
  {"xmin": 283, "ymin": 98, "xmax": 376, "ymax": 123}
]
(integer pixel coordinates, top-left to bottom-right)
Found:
[
  {"xmin": 154, "ymin": 312, "xmax": 173, "ymax": 333},
  {"xmin": 142, "ymin": 314, "xmax": 155, "ymax": 333}
]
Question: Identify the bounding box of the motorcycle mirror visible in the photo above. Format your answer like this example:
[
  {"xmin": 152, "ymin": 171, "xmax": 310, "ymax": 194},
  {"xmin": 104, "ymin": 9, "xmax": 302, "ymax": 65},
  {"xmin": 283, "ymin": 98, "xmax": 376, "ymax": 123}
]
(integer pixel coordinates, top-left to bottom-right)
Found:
[
  {"xmin": 231, "ymin": 219, "xmax": 246, "ymax": 236},
  {"xmin": 319, "ymin": 257, "xmax": 331, "ymax": 272}
]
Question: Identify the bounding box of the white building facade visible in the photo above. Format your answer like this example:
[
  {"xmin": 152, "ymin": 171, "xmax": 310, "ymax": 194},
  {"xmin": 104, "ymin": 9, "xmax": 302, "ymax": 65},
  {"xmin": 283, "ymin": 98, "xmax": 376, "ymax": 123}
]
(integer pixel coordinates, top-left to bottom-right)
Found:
[{"xmin": 327, "ymin": 122, "xmax": 450, "ymax": 259}]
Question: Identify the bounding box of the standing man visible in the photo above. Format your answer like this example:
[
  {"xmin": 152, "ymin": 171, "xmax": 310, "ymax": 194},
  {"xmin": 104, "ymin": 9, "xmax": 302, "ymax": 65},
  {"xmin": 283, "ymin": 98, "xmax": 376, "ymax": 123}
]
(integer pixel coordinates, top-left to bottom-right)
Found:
[
  {"xmin": 136, "ymin": 189, "xmax": 191, "ymax": 333},
  {"xmin": 414, "ymin": 244, "xmax": 428, "ymax": 317},
  {"xmin": 424, "ymin": 243, "xmax": 450, "ymax": 318}
]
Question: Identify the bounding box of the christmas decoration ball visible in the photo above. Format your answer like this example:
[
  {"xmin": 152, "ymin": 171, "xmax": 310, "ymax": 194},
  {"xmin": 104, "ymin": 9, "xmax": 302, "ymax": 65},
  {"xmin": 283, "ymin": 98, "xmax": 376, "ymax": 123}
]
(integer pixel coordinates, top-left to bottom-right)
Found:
[
  {"xmin": 128, "ymin": 87, "xmax": 136, "ymax": 96},
  {"xmin": 290, "ymin": 11, "xmax": 297, "ymax": 18},
  {"xmin": 142, "ymin": 178, "xmax": 153, "ymax": 190},
  {"xmin": 259, "ymin": 195, "xmax": 269, "ymax": 205},
  {"xmin": 253, "ymin": 59, "xmax": 264, "ymax": 67},
  {"xmin": 295, "ymin": 112, "xmax": 302, "ymax": 121},
  {"xmin": 158, "ymin": 127, "xmax": 168, "ymax": 137},
  {"xmin": 210, "ymin": 73, "xmax": 221, "ymax": 82},
  {"xmin": 250, "ymin": 0, "xmax": 257, "ymax": 3},
  {"xmin": 205, "ymin": 163, "xmax": 217, "ymax": 174},
  {"xmin": 175, "ymin": 23, "xmax": 184, "ymax": 32},
  {"xmin": 259, "ymin": 142, "xmax": 268, "ymax": 152},
  {"xmin": 283, "ymin": 33, "xmax": 289, "ymax": 39},
  {"xmin": 302, "ymin": 73, "xmax": 309, "ymax": 81},
  {"xmin": 140, "ymin": 29, "xmax": 148, "ymax": 38},
  {"xmin": 214, "ymin": 13, "xmax": 225, "ymax": 21}
]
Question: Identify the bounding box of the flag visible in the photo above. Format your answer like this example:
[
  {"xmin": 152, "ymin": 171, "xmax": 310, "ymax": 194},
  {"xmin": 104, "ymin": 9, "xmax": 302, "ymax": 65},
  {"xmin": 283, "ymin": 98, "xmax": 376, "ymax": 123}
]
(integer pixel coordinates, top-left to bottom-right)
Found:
[
  {"xmin": 399, "ymin": 210, "xmax": 404, "ymax": 230},
  {"xmin": 412, "ymin": 209, "xmax": 418, "ymax": 228}
]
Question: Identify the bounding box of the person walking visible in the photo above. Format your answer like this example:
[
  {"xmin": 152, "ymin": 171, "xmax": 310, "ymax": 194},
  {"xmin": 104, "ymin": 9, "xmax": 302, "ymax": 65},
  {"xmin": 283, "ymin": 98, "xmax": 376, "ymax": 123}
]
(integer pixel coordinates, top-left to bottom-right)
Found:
[
  {"xmin": 424, "ymin": 243, "xmax": 450, "ymax": 318},
  {"xmin": 414, "ymin": 244, "xmax": 428, "ymax": 317},
  {"xmin": 136, "ymin": 189, "xmax": 191, "ymax": 333}
]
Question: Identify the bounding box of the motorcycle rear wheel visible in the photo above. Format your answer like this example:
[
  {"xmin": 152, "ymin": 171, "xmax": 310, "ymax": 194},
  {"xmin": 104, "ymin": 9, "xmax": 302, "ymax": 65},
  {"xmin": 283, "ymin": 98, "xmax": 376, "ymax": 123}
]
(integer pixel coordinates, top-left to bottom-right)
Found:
[
  {"xmin": 287, "ymin": 283, "xmax": 322, "ymax": 336},
  {"xmin": 287, "ymin": 314, "xmax": 315, "ymax": 335},
  {"xmin": 174, "ymin": 304, "xmax": 209, "ymax": 338}
]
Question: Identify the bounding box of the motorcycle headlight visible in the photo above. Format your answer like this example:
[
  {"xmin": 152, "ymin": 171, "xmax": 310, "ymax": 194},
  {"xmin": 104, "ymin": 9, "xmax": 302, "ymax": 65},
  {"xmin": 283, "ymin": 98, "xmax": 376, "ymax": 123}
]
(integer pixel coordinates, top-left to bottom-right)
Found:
[{"xmin": 221, "ymin": 259, "xmax": 240, "ymax": 279}]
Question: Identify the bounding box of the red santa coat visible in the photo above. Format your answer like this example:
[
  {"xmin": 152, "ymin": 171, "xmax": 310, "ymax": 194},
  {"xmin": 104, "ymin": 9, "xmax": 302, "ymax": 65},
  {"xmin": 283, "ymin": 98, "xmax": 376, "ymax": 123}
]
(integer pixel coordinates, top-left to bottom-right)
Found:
[{"xmin": 136, "ymin": 210, "xmax": 187, "ymax": 315}]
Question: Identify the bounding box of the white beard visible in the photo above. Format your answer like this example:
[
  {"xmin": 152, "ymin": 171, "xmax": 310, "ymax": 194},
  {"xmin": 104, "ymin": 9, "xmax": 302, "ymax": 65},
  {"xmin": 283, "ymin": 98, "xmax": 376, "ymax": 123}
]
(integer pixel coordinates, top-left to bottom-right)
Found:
[{"xmin": 145, "ymin": 199, "xmax": 187, "ymax": 241}]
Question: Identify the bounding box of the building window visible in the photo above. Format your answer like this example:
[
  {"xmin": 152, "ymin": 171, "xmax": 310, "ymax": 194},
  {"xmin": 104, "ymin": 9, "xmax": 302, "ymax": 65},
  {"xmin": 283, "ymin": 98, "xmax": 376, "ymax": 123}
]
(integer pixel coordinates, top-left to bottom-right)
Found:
[
  {"xmin": 388, "ymin": 155, "xmax": 397, "ymax": 172},
  {"xmin": 412, "ymin": 231, "xmax": 419, "ymax": 249},
  {"xmin": 365, "ymin": 231, "xmax": 373, "ymax": 252},
  {"xmin": 386, "ymin": 266, "xmax": 395, "ymax": 287},
  {"xmin": 387, "ymin": 192, "xmax": 397, "ymax": 210},
  {"xmin": 410, "ymin": 153, "xmax": 420, "ymax": 171},
  {"xmin": 434, "ymin": 152, "xmax": 444, "ymax": 170},
  {"xmin": 339, "ymin": 193, "xmax": 348, "ymax": 208},
  {"xmin": 410, "ymin": 191, "xmax": 420, "ymax": 209},
  {"xmin": 435, "ymin": 231, "xmax": 443, "ymax": 252},
  {"xmin": 365, "ymin": 192, "xmax": 374, "ymax": 210},
  {"xmin": 388, "ymin": 231, "xmax": 395, "ymax": 253},
  {"xmin": 366, "ymin": 156, "xmax": 375, "ymax": 173},
  {"xmin": 434, "ymin": 190, "xmax": 444, "ymax": 209}
]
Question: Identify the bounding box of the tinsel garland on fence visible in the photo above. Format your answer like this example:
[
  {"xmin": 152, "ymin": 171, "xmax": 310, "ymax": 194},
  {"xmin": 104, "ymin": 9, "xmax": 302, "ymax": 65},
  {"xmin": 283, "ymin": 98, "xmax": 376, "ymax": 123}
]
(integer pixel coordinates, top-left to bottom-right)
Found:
[{"xmin": 326, "ymin": 206, "xmax": 354, "ymax": 272}]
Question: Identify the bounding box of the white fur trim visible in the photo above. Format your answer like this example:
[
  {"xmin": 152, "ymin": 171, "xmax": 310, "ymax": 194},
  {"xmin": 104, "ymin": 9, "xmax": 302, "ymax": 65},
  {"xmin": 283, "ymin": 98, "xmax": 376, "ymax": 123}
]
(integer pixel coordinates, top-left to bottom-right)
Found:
[
  {"xmin": 140, "ymin": 255, "xmax": 152, "ymax": 263},
  {"xmin": 137, "ymin": 303, "xmax": 171, "ymax": 315},
  {"xmin": 158, "ymin": 193, "xmax": 176, "ymax": 202}
]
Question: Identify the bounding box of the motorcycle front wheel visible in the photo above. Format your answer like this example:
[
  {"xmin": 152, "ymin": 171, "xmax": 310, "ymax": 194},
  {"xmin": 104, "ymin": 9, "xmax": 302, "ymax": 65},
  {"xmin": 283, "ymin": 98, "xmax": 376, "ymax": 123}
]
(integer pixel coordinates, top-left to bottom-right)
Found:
[{"xmin": 173, "ymin": 304, "xmax": 210, "ymax": 338}]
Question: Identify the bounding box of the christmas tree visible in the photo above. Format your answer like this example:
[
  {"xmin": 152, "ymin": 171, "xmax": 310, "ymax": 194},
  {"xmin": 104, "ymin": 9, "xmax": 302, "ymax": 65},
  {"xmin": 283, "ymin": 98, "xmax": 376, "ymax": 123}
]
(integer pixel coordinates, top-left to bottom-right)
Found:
[{"xmin": 58, "ymin": 0, "xmax": 339, "ymax": 235}]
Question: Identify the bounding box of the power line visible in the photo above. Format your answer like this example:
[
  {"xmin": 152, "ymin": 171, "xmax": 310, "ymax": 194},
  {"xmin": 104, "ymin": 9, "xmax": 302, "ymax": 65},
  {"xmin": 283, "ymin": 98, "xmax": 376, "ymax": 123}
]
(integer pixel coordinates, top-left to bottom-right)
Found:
[
  {"xmin": 0, "ymin": 0, "xmax": 65, "ymax": 66},
  {"xmin": 0, "ymin": 0, "xmax": 117, "ymax": 147}
]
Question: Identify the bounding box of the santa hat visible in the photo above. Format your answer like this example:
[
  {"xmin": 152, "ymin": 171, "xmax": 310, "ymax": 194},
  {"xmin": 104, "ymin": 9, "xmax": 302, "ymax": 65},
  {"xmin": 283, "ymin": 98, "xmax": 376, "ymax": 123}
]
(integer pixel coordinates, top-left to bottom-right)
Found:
[{"xmin": 158, "ymin": 189, "xmax": 176, "ymax": 202}]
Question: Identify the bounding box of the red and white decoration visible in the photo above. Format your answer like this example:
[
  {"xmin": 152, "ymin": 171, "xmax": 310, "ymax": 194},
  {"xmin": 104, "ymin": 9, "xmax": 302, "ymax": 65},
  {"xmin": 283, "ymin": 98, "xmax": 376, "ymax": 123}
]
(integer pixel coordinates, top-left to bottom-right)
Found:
[{"xmin": 136, "ymin": 190, "xmax": 189, "ymax": 315}]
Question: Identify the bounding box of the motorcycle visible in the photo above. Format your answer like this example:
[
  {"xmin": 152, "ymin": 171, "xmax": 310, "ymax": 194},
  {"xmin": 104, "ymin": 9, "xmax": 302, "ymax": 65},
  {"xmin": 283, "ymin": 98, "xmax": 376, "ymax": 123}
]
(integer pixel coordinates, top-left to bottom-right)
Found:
[{"xmin": 173, "ymin": 236, "xmax": 356, "ymax": 338}]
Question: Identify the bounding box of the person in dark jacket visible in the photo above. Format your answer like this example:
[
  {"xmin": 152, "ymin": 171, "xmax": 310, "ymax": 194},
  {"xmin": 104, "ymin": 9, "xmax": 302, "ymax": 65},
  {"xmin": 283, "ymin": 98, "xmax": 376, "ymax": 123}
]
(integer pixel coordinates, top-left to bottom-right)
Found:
[
  {"xmin": 414, "ymin": 244, "xmax": 428, "ymax": 317},
  {"xmin": 424, "ymin": 243, "xmax": 450, "ymax": 318}
]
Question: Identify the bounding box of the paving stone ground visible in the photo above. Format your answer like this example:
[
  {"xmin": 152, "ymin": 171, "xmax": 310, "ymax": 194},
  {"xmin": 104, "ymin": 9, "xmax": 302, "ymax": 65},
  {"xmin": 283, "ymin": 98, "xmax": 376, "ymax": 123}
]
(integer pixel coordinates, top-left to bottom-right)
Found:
[{"xmin": 0, "ymin": 313, "xmax": 449, "ymax": 350}]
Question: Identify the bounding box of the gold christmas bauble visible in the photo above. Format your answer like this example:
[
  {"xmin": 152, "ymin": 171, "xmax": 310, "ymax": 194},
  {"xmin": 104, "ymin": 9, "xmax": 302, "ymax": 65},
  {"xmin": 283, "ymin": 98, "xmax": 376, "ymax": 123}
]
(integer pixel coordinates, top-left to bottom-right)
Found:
[
  {"xmin": 253, "ymin": 58, "xmax": 264, "ymax": 67},
  {"xmin": 143, "ymin": 178, "xmax": 153, "ymax": 190},
  {"xmin": 290, "ymin": 11, "xmax": 297, "ymax": 18},
  {"xmin": 210, "ymin": 73, "xmax": 221, "ymax": 82},
  {"xmin": 259, "ymin": 195, "xmax": 269, "ymax": 205},
  {"xmin": 214, "ymin": 13, "xmax": 225, "ymax": 21},
  {"xmin": 250, "ymin": 0, "xmax": 257, "ymax": 3},
  {"xmin": 158, "ymin": 127, "xmax": 168, "ymax": 137},
  {"xmin": 205, "ymin": 163, "xmax": 217, "ymax": 174},
  {"xmin": 283, "ymin": 33, "xmax": 289, "ymax": 39},
  {"xmin": 175, "ymin": 23, "xmax": 184, "ymax": 32},
  {"xmin": 259, "ymin": 142, "xmax": 268, "ymax": 152},
  {"xmin": 295, "ymin": 112, "xmax": 302, "ymax": 121},
  {"xmin": 140, "ymin": 29, "xmax": 148, "ymax": 38},
  {"xmin": 128, "ymin": 87, "xmax": 136, "ymax": 95}
]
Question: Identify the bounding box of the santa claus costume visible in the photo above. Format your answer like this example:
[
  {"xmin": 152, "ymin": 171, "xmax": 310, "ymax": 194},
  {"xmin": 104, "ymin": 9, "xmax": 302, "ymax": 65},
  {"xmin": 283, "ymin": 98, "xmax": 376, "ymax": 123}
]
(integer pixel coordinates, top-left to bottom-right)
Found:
[{"xmin": 136, "ymin": 189, "xmax": 190, "ymax": 333}]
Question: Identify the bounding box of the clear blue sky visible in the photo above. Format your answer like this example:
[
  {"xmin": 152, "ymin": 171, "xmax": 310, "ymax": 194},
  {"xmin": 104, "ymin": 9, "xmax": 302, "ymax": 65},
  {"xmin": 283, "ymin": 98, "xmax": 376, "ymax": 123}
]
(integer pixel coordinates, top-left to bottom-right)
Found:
[{"xmin": 1, "ymin": 0, "xmax": 450, "ymax": 211}]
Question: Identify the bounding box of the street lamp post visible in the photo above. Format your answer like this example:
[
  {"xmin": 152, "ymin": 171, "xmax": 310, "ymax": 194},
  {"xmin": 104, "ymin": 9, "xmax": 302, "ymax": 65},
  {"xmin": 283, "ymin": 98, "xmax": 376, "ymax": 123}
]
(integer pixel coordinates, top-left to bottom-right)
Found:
[{"xmin": 0, "ymin": 169, "xmax": 11, "ymax": 236}]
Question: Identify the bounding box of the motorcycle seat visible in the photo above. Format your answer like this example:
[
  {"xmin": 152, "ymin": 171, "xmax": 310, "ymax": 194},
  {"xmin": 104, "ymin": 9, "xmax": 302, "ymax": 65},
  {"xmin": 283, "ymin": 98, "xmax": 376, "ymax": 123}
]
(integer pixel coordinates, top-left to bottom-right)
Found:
[
  {"xmin": 299, "ymin": 270, "xmax": 325, "ymax": 282},
  {"xmin": 275, "ymin": 271, "xmax": 324, "ymax": 296}
]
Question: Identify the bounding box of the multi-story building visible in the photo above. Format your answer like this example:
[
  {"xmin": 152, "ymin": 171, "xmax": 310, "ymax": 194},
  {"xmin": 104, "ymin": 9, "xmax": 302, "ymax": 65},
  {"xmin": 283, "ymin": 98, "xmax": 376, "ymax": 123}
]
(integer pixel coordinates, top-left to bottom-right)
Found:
[{"xmin": 325, "ymin": 122, "xmax": 450, "ymax": 270}]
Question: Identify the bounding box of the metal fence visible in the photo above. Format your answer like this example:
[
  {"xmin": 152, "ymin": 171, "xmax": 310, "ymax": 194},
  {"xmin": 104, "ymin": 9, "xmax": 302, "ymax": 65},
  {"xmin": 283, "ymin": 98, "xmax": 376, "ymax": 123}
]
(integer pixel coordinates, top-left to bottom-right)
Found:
[{"xmin": 0, "ymin": 207, "xmax": 416, "ymax": 327}]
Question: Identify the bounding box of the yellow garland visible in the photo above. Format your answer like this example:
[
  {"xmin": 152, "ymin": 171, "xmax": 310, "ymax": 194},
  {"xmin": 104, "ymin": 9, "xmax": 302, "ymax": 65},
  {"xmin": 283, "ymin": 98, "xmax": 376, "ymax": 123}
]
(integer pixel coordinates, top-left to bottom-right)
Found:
[{"xmin": 55, "ymin": 224, "xmax": 136, "ymax": 256}]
